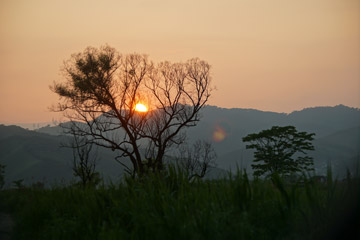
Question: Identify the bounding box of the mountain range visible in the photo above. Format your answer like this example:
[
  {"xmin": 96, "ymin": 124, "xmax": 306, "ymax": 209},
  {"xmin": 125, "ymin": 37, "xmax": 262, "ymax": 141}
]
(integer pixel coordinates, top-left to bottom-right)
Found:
[{"xmin": 1, "ymin": 104, "xmax": 359, "ymax": 187}]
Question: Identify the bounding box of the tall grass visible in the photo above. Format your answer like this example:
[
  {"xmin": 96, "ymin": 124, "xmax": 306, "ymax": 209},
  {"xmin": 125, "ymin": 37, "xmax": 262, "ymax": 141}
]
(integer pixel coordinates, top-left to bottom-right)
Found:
[{"xmin": 1, "ymin": 168, "xmax": 358, "ymax": 240}]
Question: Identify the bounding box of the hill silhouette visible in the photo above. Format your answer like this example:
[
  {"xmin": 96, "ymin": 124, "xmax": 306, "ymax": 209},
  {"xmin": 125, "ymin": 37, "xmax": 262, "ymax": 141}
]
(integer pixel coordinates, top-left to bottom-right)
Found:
[
  {"xmin": 1, "ymin": 105, "xmax": 359, "ymax": 186},
  {"xmin": 0, "ymin": 125, "xmax": 125, "ymax": 187}
]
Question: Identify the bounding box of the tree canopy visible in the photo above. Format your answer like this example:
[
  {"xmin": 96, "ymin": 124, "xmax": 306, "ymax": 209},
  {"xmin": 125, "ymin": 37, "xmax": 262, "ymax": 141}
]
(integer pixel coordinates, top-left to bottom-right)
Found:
[
  {"xmin": 52, "ymin": 45, "xmax": 212, "ymax": 177},
  {"xmin": 242, "ymin": 126, "xmax": 315, "ymax": 178}
]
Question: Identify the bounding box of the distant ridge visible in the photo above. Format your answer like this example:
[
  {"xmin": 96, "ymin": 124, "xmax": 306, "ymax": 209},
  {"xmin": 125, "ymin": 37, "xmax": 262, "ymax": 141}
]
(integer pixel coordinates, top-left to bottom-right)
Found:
[
  {"xmin": 205, "ymin": 104, "xmax": 359, "ymax": 114},
  {"xmin": 0, "ymin": 122, "xmax": 57, "ymax": 131},
  {"xmin": 34, "ymin": 104, "xmax": 360, "ymax": 157},
  {"xmin": 3, "ymin": 104, "xmax": 359, "ymax": 130},
  {"xmin": 0, "ymin": 104, "xmax": 359, "ymax": 186}
]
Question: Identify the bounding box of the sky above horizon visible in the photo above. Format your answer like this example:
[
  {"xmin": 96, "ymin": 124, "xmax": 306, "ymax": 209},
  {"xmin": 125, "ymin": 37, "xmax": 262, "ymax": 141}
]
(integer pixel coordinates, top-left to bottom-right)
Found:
[{"xmin": 0, "ymin": 0, "xmax": 359, "ymax": 124}]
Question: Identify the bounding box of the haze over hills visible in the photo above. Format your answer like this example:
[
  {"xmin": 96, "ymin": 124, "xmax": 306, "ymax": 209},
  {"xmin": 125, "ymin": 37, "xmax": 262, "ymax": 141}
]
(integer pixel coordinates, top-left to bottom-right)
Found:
[
  {"xmin": 186, "ymin": 105, "xmax": 360, "ymax": 176},
  {"xmin": 188, "ymin": 104, "xmax": 360, "ymax": 154},
  {"xmin": 0, "ymin": 105, "xmax": 359, "ymax": 187},
  {"xmin": 0, "ymin": 125, "xmax": 126, "ymax": 188}
]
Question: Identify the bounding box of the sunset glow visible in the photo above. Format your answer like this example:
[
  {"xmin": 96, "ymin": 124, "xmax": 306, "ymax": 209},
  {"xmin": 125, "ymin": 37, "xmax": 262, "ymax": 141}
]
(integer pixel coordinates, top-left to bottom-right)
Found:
[
  {"xmin": 0, "ymin": 0, "xmax": 359, "ymax": 124},
  {"xmin": 134, "ymin": 103, "xmax": 148, "ymax": 112}
]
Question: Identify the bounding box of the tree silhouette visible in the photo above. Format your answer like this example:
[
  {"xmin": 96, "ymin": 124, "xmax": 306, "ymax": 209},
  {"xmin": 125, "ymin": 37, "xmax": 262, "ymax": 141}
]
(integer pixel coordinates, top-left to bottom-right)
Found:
[
  {"xmin": 243, "ymin": 126, "xmax": 315, "ymax": 178},
  {"xmin": 52, "ymin": 45, "xmax": 212, "ymax": 177},
  {"xmin": 0, "ymin": 163, "xmax": 5, "ymax": 189},
  {"xmin": 175, "ymin": 140, "xmax": 217, "ymax": 181},
  {"xmin": 69, "ymin": 134, "xmax": 100, "ymax": 188}
]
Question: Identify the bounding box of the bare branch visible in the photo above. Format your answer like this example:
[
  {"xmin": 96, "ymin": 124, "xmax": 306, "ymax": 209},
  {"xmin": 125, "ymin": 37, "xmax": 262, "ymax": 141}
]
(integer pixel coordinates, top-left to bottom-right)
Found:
[{"xmin": 51, "ymin": 46, "xmax": 212, "ymax": 177}]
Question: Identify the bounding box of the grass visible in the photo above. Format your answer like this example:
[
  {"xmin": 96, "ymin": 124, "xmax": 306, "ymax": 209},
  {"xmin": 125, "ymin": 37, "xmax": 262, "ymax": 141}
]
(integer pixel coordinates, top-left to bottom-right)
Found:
[{"xmin": 0, "ymin": 168, "xmax": 359, "ymax": 240}]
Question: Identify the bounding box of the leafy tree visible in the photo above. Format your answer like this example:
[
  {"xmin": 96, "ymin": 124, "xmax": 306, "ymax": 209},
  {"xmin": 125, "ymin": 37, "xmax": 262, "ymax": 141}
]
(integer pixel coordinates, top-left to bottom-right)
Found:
[
  {"xmin": 51, "ymin": 45, "xmax": 212, "ymax": 177},
  {"xmin": 243, "ymin": 126, "xmax": 315, "ymax": 178}
]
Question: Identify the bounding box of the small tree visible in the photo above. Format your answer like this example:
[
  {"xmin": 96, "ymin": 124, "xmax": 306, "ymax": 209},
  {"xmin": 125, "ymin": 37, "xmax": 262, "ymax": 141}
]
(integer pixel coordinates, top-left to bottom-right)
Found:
[
  {"xmin": 13, "ymin": 179, "xmax": 25, "ymax": 190},
  {"xmin": 0, "ymin": 163, "xmax": 5, "ymax": 190},
  {"xmin": 69, "ymin": 133, "xmax": 101, "ymax": 188},
  {"xmin": 243, "ymin": 126, "xmax": 315, "ymax": 178},
  {"xmin": 51, "ymin": 45, "xmax": 212, "ymax": 177},
  {"xmin": 175, "ymin": 140, "xmax": 217, "ymax": 181}
]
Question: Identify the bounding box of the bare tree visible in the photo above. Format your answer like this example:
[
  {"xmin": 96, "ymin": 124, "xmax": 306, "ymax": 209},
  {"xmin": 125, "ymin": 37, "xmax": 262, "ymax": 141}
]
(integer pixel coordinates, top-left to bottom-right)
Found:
[
  {"xmin": 51, "ymin": 45, "xmax": 212, "ymax": 177},
  {"xmin": 176, "ymin": 140, "xmax": 217, "ymax": 181},
  {"xmin": 0, "ymin": 163, "xmax": 5, "ymax": 190},
  {"xmin": 69, "ymin": 133, "xmax": 100, "ymax": 187}
]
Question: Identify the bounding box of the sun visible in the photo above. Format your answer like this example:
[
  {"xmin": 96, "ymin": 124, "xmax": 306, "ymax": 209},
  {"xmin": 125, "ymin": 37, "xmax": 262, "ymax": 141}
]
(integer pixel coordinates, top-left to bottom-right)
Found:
[{"xmin": 134, "ymin": 103, "xmax": 148, "ymax": 112}]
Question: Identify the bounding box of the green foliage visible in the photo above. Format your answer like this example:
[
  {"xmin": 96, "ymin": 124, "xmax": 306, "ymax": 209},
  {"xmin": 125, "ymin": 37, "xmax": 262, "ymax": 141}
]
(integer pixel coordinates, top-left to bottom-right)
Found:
[
  {"xmin": 1, "ymin": 168, "xmax": 358, "ymax": 240},
  {"xmin": 243, "ymin": 126, "xmax": 315, "ymax": 178},
  {"xmin": 55, "ymin": 46, "xmax": 119, "ymax": 102}
]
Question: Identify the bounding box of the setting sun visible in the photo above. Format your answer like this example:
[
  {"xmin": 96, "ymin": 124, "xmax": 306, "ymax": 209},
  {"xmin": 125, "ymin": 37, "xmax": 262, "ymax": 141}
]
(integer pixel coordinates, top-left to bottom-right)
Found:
[{"xmin": 134, "ymin": 103, "xmax": 148, "ymax": 112}]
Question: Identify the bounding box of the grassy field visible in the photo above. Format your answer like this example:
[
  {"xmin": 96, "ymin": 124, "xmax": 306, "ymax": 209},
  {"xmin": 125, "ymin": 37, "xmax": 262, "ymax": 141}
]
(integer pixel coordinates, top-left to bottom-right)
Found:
[{"xmin": 0, "ymin": 169, "xmax": 359, "ymax": 240}]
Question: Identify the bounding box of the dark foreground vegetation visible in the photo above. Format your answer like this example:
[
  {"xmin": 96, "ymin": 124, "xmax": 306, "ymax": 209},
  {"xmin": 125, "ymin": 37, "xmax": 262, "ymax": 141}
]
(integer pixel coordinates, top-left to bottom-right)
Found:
[{"xmin": 0, "ymin": 168, "xmax": 359, "ymax": 240}]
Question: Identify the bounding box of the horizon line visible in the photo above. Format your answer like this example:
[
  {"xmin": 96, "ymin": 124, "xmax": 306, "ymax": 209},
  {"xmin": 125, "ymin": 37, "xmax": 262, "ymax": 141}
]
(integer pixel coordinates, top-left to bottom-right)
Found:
[{"xmin": 1, "ymin": 103, "xmax": 359, "ymax": 126}]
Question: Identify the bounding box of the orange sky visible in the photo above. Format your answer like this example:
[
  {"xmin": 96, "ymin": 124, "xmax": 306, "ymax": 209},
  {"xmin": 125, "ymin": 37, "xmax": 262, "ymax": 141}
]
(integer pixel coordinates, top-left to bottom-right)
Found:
[{"xmin": 0, "ymin": 0, "xmax": 359, "ymax": 124}]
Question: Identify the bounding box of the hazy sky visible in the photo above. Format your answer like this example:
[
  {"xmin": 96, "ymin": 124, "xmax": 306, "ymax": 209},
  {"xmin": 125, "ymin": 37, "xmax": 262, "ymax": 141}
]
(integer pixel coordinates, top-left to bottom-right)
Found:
[{"xmin": 0, "ymin": 0, "xmax": 359, "ymax": 123}]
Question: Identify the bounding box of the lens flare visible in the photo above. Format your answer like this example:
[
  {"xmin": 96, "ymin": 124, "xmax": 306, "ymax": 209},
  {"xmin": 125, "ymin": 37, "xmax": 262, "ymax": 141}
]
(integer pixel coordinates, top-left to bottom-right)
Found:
[{"xmin": 213, "ymin": 125, "xmax": 226, "ymax": 142}]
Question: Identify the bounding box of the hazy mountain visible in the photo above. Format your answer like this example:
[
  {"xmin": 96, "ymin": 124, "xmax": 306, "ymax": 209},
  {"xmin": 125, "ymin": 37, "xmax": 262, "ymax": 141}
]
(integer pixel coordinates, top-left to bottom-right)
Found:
[
  {"xmin": 0, "ymin": 121, "xmax": 56, "ymax": 131},
  {"xmin": 286, "ymin": 105, "xmax": 360, "ymax": 137},
  {"xmin": 0, "ymin": 125, "xmax": 126, "ymax": 188},
  {"xmin": 310, "ymin": 126, "xmax": 360, "ymax": 176},
  {"xmin": 35, "ymin": 104, "xmax": 360, "ymax": 174},
  {"xmin": 184, "ymin": 104, "xmax": 360, "ymax": 156},
  {"xmin": 215, "ymin": 126, "xmax": 360, "ymax": 177},
  {"xmin": 184, "ymin": 105, "xmax": 360, "ymax": 177},
  {"xmin": 1, "ymin": 105, "xmax": 359, "ymax": 186}
]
